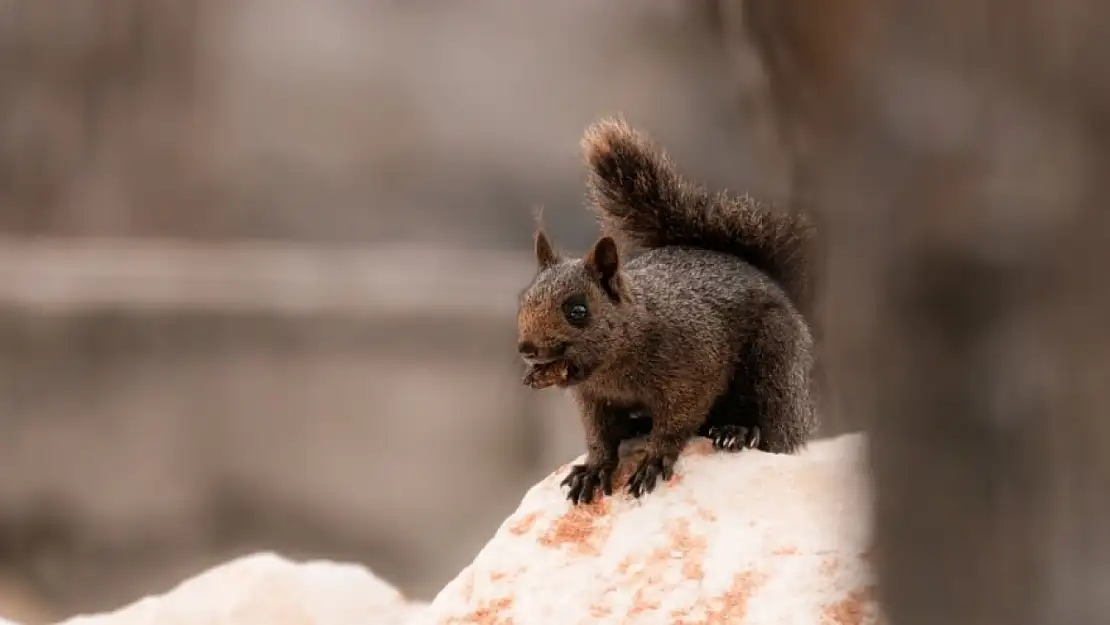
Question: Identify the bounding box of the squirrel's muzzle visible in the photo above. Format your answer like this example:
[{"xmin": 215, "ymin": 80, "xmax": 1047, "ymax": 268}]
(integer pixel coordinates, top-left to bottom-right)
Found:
[{"xmin": 517, "ymin": 340, "xmax": 568, "ymax": 366}]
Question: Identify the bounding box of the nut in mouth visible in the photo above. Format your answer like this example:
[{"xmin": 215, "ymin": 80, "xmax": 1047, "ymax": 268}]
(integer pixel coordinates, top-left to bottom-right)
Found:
[{"xmin": 522, "ymin": 359, "xmax": 578, "ymax": 389}]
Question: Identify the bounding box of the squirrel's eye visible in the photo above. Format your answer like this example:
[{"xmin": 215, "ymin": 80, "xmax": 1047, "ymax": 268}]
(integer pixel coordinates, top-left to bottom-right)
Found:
[{"xmin": 562, "ymin": 295, "xmax": 589, "ymax": 327}]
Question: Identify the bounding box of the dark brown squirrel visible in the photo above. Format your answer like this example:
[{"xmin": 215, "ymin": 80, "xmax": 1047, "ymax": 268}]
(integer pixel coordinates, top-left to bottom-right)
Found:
[{"xmin": 516, "ymin": 116, "xmax": 819, "ymax": 506}]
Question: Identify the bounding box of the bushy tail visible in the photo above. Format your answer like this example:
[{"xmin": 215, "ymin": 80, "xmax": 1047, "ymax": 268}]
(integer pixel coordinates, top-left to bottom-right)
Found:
[{"xmin": 581, "ymin": 116, "xmax": 818, "ymax": 320}]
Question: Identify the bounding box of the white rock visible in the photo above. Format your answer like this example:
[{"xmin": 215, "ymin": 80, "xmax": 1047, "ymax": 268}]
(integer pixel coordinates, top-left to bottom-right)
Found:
[
  {"xmin": 50, "ymin": 433, "xmax": 880, "ymax": 625},
  {"xmin": 0, "ymin": 617, "xmax": 23, "ymax": 625},
  {"xmin": 422, "ymin": 433, "xmax": 881, "ymax": 625},
  {"xmin": 54, "ymin": 552, "xmax": 426, "ymax": 625}
]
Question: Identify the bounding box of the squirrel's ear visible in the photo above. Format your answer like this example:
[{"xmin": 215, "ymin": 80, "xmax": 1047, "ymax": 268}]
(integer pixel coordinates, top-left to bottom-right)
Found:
[
  {"xmin": 535, "ymin": 229, "xmax": 558, "ymax": 269},
  {"xmin": 585, "ymin": 236, "xmax": 623, "ymax": 301}
]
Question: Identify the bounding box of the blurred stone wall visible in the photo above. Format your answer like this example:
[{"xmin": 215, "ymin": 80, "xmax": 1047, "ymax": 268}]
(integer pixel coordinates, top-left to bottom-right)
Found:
[
  {"xmin": 0, "ymin": 0, "xmax": 791, "ymax": 247},
  {"xmin": 0, "ymin": 0, "xmax": 205, "ymax": 236},
  {"xmin": 0, "ymin": 0, "xmax": 821, "ymax": 621}
]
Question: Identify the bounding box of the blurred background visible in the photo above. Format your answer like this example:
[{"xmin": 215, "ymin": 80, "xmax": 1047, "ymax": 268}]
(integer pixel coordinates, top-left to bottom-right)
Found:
[{"xmin": 0, "ymin": 1, "xmax": 858, "ymax": 622}]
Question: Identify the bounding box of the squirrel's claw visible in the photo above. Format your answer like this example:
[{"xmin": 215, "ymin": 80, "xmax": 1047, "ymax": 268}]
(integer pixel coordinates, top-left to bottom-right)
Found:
[
  {"xmin": 561, "ymin": 462, "xmax": 615, "ymax": 505},
  {"xmin": 626, "ymin": 452, "xmax": 676, "ymax": 499},
  {"xmin": 707, "ymin": 424, "xmax": 761, "ymax": 452}
]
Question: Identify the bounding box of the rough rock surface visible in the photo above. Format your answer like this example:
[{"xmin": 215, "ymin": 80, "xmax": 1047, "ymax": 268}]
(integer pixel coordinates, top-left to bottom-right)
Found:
[
  {"xmin": 53, "ymin": 552, "xmax": 426, "ymax": 625},
  {"xmin": 422, "ymin": 433, "xmax": 880, "ymax": 624},
  {"xmin": 45, "ymin": 433, "xmax": 877, "ymax": 625}
]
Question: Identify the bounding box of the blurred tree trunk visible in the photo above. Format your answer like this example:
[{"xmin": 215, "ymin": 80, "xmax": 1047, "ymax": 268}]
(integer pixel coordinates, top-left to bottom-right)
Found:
[{"xmin": 731, "ymin": 0, "xmax": 1110, "ymax": 622}]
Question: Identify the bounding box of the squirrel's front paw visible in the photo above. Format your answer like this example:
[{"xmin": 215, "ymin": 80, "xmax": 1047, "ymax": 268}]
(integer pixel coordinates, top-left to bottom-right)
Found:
[
  {"xmin": 707, "ymin": 424, "xmax": 761, "ymax": 452},
  {"xmin": 561, "ymin": 461, "xmax": 615, "ymax": 505},
  {"xmin": 626, "ymin": 452, "xmax": 677, "ymax": 499}
]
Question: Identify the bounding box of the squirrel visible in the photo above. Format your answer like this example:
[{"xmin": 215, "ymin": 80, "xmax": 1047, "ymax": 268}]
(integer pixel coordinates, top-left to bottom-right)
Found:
[{"xmin": 517, "ymin": 116, "xmax": 819, "ymax": 505}]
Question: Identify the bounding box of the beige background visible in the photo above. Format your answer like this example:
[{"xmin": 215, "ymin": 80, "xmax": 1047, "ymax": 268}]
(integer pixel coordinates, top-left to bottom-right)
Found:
[{"xmin": 0, "ymin": 1, "xmax": 850, "ymax": 622}]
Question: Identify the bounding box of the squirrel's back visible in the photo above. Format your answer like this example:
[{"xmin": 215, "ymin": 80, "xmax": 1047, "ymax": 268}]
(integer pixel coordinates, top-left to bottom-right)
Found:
[
  {"xmin": 626, "ymin": 246, "xmax": 787, "ymax": 311},
  {"xmin": 624, "ymin": 245, "xmax": 802, "ymax": 355},
  {"xmin": 582, "ymin": 117, "xmax": 817, "ymax": 323}
]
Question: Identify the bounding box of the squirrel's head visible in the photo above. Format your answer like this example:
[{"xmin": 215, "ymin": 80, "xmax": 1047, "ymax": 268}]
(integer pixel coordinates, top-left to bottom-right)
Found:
[{"xmin": 516, "ymin": 228, "xmax": 633, "ymax": 388}]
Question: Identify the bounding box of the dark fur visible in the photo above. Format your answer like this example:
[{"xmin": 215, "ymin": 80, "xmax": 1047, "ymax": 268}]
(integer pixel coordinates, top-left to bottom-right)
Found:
[
  {"xmin": 582, "ymin": 116, "xmax": 819, "ymax": 323},
  {"xmin": 517, "ymin": 117, "xmax": 818, "ymax": 505}
]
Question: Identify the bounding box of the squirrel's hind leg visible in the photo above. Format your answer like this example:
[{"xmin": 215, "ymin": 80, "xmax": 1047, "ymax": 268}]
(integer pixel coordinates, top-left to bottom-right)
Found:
[
  {"xmin": 705, "ymin": 424, "xmax": 761, "ymax": 451},
  {"xmin": 699, "ymin": 378, "xmax": 761, "ymax": 452},
  {"xmin": 744, "ymin": 304, "xmax": 818, "ymax": 454}
]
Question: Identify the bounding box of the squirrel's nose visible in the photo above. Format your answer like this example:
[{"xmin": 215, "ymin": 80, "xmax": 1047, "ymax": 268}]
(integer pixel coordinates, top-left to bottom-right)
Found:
[{"xmin": 518, "ymin": 341, "xmax": 538, "ymax": 357}]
